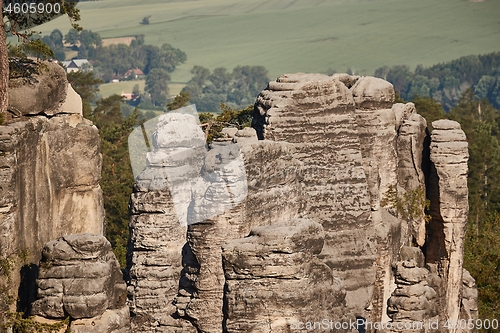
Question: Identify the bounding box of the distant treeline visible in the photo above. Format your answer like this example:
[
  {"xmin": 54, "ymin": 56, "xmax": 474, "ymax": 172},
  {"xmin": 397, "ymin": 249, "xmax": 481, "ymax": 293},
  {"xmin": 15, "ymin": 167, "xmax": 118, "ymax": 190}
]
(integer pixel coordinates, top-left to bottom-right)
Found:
[
  {"xmin": 375, "ymin": 52, "xmax": 500, "ymax": 110},
  {"xmin": 37, "ymin": 28, "xmax": 270, "ymax": 111},
  {"xmin": 182, "ymin": 65, "xmax": 269, "ymax": 112}
]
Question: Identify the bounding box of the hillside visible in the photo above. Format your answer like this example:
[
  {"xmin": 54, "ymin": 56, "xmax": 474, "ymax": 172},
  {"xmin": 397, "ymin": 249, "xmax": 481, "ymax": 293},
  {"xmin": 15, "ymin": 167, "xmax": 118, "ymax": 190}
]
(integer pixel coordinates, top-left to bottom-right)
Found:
[{"xmin": 36, "ymin": 0, "xmax": 500, "ymax": 83}]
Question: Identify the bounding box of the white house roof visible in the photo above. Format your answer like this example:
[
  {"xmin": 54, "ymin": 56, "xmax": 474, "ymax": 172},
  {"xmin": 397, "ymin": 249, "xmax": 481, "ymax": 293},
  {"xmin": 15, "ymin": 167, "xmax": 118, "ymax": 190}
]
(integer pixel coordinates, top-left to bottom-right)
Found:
[{"xmin": 61, "ymin": 59, "xmax": 91, "ymax": 69}]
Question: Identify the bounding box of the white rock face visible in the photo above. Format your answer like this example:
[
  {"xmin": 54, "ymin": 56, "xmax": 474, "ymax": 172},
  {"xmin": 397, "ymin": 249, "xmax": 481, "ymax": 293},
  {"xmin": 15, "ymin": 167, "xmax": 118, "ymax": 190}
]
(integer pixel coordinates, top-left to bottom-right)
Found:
[
  {"xmin": 131, "ymin": 111, "xmax": 248, "ymax": 227},
  {"xmin": 58, "ymin": 84, "xmax": 83, "ymax": 115},
  {"xmin": 128, "ymin": 111, "xmax": 252, "ymax": 332},
  {"xmin": 153, "ymin": 113, "xmax": 205, "ymax": 149}
]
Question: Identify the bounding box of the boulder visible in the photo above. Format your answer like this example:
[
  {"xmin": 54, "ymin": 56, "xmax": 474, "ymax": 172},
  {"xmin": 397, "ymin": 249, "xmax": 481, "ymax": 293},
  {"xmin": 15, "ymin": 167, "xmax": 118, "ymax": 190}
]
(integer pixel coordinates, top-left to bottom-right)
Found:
[
  {"xmin": 32, "ymin": 234, "xmax": 128, "ymax": 328},
  {"xmin": 350, "ymin": 76, "xmax": 395, "ymax": 109},
  {"xmin": 8, "ymin": 60, "xmax": 68, "ymax": 117}
]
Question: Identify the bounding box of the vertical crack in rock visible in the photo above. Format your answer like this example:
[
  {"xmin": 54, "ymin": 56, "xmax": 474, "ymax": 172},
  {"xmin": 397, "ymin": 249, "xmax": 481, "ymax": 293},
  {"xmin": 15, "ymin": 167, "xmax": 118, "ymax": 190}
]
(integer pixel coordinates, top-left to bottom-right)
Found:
[{"xmin": 396, "ymin": 105, "xmax": 428, "ymax": 247}]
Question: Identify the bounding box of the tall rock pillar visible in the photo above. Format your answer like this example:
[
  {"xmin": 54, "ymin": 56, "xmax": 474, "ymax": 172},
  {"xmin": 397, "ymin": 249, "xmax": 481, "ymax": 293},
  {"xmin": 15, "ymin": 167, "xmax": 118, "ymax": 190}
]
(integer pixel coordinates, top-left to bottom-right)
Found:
[
  {"xmin": 253, "ymin": 73, "xmax": 376, "ymax": 318},
  {"xmin": 427, "ymin": 119, "xmax": 469, "ymax": 330}
]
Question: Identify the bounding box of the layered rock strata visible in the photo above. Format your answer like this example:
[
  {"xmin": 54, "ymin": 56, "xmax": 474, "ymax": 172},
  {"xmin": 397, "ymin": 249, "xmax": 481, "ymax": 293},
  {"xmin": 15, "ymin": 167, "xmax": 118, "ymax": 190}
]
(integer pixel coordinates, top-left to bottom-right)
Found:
[
  {"xmin": 427, "ymin": 119, "xmax": 469, "ymax": 328},
  {"xmin": 0, "ymin": 61, "xmax": 104, "ymax": 312},
  {"xmin": 31, "ymin": 234, "xmax": 130, "ymax": 333},
  {"xmin": 128, "ymin": 111, "xmax": 306, "ymax": 332},
  {"xmin": 222, "ymin": 218, "xmax": 345, "ymax": 333},
  {"xmin": 253, "ymin": 73, "xmax": 376, "ymax": 316},
  {"xmin": 128, "ymin": 114, "xmax": 201, "ymax": 333},
  {"xmin": 127, "ymin": 73, "xmax": 476, "ymax": 333},
  {"xmin": 387, "ymin": 248, "xmax": 438, "ymax": 327},
  {"xmin": 127, "ymin": 188, "xmax": 195, "ymax": 333},
  {"xmin": 461, "ymin": 269, "xmax": 478, "ymax": 322},
  {"xmin": 349, "ymin": 78, "xmax": 428, "ymax": 323}
]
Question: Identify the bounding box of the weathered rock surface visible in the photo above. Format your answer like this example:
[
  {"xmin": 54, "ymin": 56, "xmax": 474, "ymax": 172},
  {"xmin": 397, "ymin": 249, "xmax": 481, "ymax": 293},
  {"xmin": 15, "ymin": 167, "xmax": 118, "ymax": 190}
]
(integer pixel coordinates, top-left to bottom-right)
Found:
[
  {"xmin": 253, "ymin": 73, "xmax": 377, "ymax": 316},
  {"xmin": 0, "ymin": 73, "xmax": 104, "ymax": 312},
  {"xmin": 387, "ymin": 249, "xmax": 438, "ymax": 323},
  {"xmin": 372, "ymin": 208, "xmax": 403, "ymax": 324},
  {"xmin": 461, "ymin": 269, "xmax": 478, "ymax": 322},
  {"xmin": 70, "ymin": 306, "xmax": 131, "ymax": 333},
  {"xmin": 128, "ymin": 111, "xmax": 306, "ymax": 332},
  {"xmin": 31, "ymin": 234, "xmax": 130, "ymax": 332},
  {"xmin": 127, "ymin": 73, "xmax": 476, "ymax": 333},
  {"xmin": 222, "ymin": 219, "xmax": 345, "ymax": 333},
  {"xmin": 427, "ymin": 119, "xmax": 469, "ymax": 326},
  {"xmin": 128, "ymin": 188, "xmax": 195, "ymax": 333},
  {"xmin": 396, "ymin": 108, "xmax": 428, "ymax": 246},
  {"xmin": 351, "ymin": 76, "xmax": 395, "ymax": 109},
  {"xmin": 0, "ymin": 115, "xmax": 104, "ymax": 254},
  {"xmin": 7, "ymin": 60, "xmax": 68, "ymax": 118},
  {"xmin": 129, "ymin": 112, "xmax": 239, "ymax": 332},
  {"xmin": 355, "ymin": 106, "xmax": 398, "ymax": 211}
]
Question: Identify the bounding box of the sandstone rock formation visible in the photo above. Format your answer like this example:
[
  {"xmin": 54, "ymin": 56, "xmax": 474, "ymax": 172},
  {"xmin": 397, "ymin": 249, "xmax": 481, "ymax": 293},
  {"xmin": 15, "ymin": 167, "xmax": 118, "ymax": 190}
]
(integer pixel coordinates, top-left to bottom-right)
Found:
[
  {"xmin": 128, "ymin": 188, "xmax": 195, "ymax": 333},
  {"xmin": 461, "ymin": 269, "xmax": 478, "ymax": 322},
  {"xmin": 222, "ymin": 218, "xmax": 345, "ymax": 333},
  {"xmin": 0, "ymin": 61, "xmax": 104, "ymax": 314},
  {"xmin": 387, "ymin": 247, "xmax": 438, "ymax": 325},
  {"xmin": 7, "ymin": 60, "xmax": 83, "ymax": 119},
  {"xmin": 253, "ymin": 73, "xmax": 377, "ymax": 316},
  {"xmin": 31, "ymin": 234, "xmax": 130, "ymax": 332},
  {"xmin": 427, "ymin": 119, "xmax": 470, "ymax": 328},
  {"xmin": 126, "ymin": 73, "xmax": 476, "ymax": 333},
  {"xmin": 128, "ymin": 112, "xmax": 205, "ymax": 333},
  {"xmin": 128, "ymin": 112, "xmax": 306, "ymax": 332}
]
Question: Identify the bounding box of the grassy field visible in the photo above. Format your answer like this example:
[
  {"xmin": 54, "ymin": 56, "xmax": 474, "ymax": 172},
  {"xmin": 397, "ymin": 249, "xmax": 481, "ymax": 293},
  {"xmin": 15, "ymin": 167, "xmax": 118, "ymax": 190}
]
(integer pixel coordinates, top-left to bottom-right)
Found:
[
  {"xmin": 99, "ymin": 80, "xmax": 184, "ymax": 99},
  {"xmin": 37, "ymin": 0, "xmax": 500, "ymax": 84}
]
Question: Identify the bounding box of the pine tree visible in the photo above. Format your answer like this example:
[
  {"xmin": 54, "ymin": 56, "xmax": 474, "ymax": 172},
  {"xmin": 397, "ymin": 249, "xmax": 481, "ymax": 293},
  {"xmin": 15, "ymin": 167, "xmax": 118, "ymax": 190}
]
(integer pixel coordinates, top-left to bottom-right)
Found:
[{"xmin": 89, "ymin": 95, "xmax": 139, "ymax": 267}]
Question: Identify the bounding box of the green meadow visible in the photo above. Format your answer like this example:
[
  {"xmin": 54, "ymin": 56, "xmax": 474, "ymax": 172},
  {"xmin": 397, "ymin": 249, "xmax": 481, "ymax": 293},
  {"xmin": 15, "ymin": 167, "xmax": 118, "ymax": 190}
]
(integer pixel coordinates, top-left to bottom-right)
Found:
[
  {"xmin": 98, "ymin": 80, "xmax": 184, "ymax": 98},
  {"xmin": 38, "ymin": 0, "xmax": 500, "ymax": 84}
]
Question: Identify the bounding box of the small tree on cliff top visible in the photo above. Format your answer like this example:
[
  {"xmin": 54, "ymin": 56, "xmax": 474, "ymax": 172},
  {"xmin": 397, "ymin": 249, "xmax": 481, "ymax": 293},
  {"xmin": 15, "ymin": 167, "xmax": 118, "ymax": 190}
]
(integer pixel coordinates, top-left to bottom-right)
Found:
[{"xmin": 0, "ymin": 0, "xmax": 81, "ymax": 115}]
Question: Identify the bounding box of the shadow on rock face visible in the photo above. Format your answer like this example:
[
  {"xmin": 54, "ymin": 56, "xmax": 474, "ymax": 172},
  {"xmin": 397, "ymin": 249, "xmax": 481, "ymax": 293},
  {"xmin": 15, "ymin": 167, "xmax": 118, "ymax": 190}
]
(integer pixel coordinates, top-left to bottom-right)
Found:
[{"xmin": 16, "ymin": 263, "xmax": 39, "ymax": 316}]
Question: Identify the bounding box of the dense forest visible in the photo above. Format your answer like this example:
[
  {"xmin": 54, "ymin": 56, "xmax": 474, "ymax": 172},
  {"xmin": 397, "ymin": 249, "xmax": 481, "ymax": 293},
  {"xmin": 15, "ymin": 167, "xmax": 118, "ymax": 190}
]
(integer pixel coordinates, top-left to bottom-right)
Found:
[
  {"xmin": 375, "ymin": 52, "xmax": 500, "ymax": 110},
  {"xmin": 182, "ymin": 65, "xmax": 269, "ymax": 111}
]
